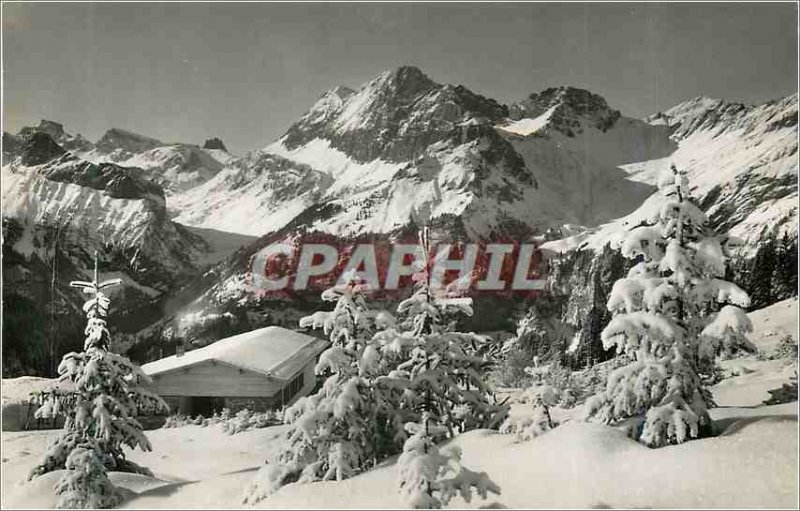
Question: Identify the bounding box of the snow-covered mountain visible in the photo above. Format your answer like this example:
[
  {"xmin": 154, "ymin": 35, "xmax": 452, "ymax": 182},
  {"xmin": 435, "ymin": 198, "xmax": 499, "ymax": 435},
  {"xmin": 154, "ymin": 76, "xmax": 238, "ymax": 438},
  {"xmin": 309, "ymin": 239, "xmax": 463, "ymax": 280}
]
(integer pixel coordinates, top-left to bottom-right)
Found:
[
  {"xmin": 4, "ymin": 66, "xmax": 796, "ymax": 370},
  {"xmin": 543, "ymin": 93, "xmax": 798, "ymax": 254},
  {"xmin": 136, "ymin": 68, "xmax": 796, "ymax": 354},
  {"xmin": 173, "ymin": 67, "xmax": 661, "ymax": 239},
  {"xmin": 1, "ymin": 127, "xmax": 218, "ymax": 375},
  {"xmin": 8, "ymin": 120, "xmax": 233, "ymax": 194}
]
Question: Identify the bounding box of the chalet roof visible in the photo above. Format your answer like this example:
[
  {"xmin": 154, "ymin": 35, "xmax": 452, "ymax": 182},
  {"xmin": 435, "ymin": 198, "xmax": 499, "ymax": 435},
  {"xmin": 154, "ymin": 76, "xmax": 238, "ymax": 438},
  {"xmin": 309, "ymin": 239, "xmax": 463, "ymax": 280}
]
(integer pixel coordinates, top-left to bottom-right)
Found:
[{"xmin": 141, "ymin": 326, "xmax": 328, "ymax": 380}]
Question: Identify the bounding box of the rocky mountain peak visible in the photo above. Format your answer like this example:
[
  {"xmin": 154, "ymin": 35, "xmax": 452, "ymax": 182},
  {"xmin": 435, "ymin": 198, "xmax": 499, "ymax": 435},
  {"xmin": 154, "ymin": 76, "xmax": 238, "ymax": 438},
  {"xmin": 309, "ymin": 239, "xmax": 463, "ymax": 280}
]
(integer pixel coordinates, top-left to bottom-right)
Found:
[
  {"xmin": 647, "ymin": 96, "xmax": 724, "ymax": 126},
  {"xmin": 509, "ymin": 86, "xmax": 621, "ymax": 135},
  {"xmin": 646, "ymin": 95, "xmax": 768, "ymax": 140},
  {"xmin": 16, "ymin": 120, "xmax": 94, "ymax": 154},
  {"xmin": 280, "ymin": 66, "xmax": 509, "ymax": 162},
  {"xmin": 20, "ymin": 132, "xmax": 67, "ymax": 166},
  {"xmin": 376, "ymin": 65, "xmax": 437, "ymax": 98},
  {"xmin": 19, "ymin": 119, "xmax": 66, "ymax": 141},
  {"xmin": 97, "ymin": 127, "xmax": 163, "ymax": 156},
  {"xmin": 202, "ymin": 137, "xmax": 228, "ymax": 152}
]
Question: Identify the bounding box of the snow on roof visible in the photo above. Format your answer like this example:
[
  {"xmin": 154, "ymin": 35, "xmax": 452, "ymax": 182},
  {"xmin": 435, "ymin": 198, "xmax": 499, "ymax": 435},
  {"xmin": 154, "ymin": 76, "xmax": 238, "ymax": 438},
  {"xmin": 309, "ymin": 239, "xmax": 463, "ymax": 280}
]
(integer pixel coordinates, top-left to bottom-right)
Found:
[{"xmin": 141, "ymin": 326, "xmax": 327, "ymax": 380}]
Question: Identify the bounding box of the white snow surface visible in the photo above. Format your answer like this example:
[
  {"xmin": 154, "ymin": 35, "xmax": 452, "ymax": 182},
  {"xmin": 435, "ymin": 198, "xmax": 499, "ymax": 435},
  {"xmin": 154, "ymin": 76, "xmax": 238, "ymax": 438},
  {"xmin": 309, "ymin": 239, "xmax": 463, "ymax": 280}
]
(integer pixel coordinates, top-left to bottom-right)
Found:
[
  {"xmin": 497, "ymin": 106, "xmax": 558, "ymax": 136},
  {"xmin": 265, "ymin": 138, "xmax": 405, "ymax": 197},
  {"xmin": 2, "ymin": 300, "xmax": 796, "ymax": 509}
]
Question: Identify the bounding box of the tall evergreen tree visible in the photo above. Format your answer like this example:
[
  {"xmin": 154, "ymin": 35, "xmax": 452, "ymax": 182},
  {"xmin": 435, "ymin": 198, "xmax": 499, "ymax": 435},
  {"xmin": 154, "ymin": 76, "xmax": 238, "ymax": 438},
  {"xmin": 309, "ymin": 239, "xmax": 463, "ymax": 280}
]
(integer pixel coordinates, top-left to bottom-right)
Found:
[
  {"xmin": 585, "ymin": 165, "xmax": 752, "ymax": 447},
  {"xmin": 245, "ymin": 231, "xmax": 506, "ymax": 506},
  {"xmin": 749, "ymin": 234, "xmax": 778, "ymax": 308},
  {"xmin": 575, "ymin": 269, "xmax": 611, "ymax": 368},
  {"xmin": 29, "ymin": 256, "xmax": 167, "ymax": 508},
  {"xmin": 244, "ymin": 271, "xmax": 398, "ymax": 502},
  {"xmin": 382, "ymin": 228, "xmax": 508, "ymax": 435},
  {"xmin": 499, "ymin": 306, "xmax": 549, "ymax": 384},
  {"xmin": 568, "ymin": 245, "xmax": 629, "ymax": 370},
  {"xmin": 390, "ymin": 228, "xmax": 505, "ymax": 507}
]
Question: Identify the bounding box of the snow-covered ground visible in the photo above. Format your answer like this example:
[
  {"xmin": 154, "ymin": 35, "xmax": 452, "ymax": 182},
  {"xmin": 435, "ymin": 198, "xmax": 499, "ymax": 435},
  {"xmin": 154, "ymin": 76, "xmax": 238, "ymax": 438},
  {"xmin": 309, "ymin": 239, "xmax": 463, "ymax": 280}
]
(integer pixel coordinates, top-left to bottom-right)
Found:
[{"xmin": 2, "ymin": 299, "xmax": 797, "ymax": 509}]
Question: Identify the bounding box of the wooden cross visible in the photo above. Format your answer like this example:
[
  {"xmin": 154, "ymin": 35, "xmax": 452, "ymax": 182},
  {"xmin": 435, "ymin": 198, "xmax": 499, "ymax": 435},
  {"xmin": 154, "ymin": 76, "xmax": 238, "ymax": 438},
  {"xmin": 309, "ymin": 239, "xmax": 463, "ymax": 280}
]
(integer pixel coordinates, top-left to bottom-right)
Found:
[{"xmin": 69, "ymin": 252, "xmax": 122, "ymax": 300}]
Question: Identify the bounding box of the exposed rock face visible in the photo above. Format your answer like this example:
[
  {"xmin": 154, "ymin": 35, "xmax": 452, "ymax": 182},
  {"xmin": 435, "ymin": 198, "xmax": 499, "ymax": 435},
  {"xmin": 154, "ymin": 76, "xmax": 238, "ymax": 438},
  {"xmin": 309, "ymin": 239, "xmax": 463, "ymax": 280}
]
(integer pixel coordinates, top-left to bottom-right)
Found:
[
  {"xmin": 38, "ymin": 157, "xmax": 166, "ymax": 204},
  {"xmin": 18, "ymin": 119, "xmax": 94, "ymax": 153},
  {"xmin": 96, "ymin": 128, "xmax": 164, "ymax": 159},
  {"xmin": 19, "ymin": 119, "xmax": 66, "ymax": 140},
  {"xmin": 282, "ymin": 66, "xmax": 509, "ymax": 163},
  {"xmin": 510, "ymin": 86, "xmax": 622, "ymax": 135},
  {"xmin": 20, "ymin": 132, "xmax": 66, "ymax": 166},
  {"xmin": 202, "ymin": 137, "xmax": 228, "ymax": 152},
  {"xmin": 3, "ymin": 132, "xmax": 23, "ymax": 159}
]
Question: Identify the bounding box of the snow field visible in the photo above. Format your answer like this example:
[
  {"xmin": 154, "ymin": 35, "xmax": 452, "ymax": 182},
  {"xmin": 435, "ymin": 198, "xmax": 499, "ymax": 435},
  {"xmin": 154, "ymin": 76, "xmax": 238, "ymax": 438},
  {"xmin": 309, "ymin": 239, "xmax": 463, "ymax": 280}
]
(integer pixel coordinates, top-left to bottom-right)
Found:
[{"xmin": 2, "ymin": 300, "xmax": 796, "ymax": 509}]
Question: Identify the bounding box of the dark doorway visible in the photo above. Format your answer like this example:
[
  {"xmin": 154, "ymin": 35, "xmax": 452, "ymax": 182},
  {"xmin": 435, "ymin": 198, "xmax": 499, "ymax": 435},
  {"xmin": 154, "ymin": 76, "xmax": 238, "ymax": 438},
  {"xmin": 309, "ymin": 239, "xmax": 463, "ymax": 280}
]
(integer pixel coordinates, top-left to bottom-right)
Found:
[{"xmin": 190, "ymin": 396, "xmax": 225, "ymax": 417}]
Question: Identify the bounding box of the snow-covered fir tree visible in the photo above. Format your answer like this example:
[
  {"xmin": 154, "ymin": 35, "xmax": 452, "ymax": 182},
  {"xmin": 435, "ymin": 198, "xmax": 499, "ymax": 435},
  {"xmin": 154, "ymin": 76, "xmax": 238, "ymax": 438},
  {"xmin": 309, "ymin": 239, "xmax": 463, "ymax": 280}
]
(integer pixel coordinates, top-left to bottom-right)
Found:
[
  {"xmin": 498, "ymin": 306, "xmax": 550, "ymax": 385},
  {"xmin": 245, "ymin": 231, "xmax": 506, "ymax": 505},
  {"xmin": 384, "ymin": 227, "xmax": 508, "ymax": 436},
  {"xmin": 52, "ymin": 446, "xmax": 123, "ymax": 509},
  {"xmin": 244, "ymin": 271, "xmax": 401, "ymax": 503},
  {"xmin": 585, "ymin": 165, "xmax": 752, "ymax": 447},
  {"xmin": 397, "ymin": 413, "xmax": 500, "ymax": 509},
  {"xmin": 500, "ymin": 359, "xmax": 559, "ymax": 442},
  {"xmin": 29, "ymin": 255, "xmax": 168, "ymax": 508},
  {"xmin": 386, "ymin": 228, "xmax": 506, "ymax": 507}
]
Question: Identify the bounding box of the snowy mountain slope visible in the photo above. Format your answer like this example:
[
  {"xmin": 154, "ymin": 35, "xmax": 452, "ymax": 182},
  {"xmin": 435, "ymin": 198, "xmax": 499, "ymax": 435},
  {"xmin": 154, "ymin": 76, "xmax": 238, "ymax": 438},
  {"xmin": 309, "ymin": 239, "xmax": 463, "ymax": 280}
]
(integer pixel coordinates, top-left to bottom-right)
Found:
[
  {"xmin": 89, "ymin": 129, "xmax": 231, "ymax": 194},
  {"xmin": 7, "ymin": 68, "xmax": 796, "ymax": 367},
  {"xmin": 2, "ymin": 132, "xmax": 206, "ymax": 275},
  {"xmin": 2, "ymin": 164, "xmax": 204, "ymax": 279},
  {"xmin": 501, "ymin": 111, "xmax": 674, "ymax": 228},
  {"xmin": 174, "ymin": 67, "xmax": 658, "ymax": 239},
  {"xmin": 1, "ymin": 131, "xmax": 214, "ymax": 376},
  {"xmin": 543, "ymin": 93, "xmax": 798, "ymax": 254},
  {"xmin": 112, "ymin": 143, "xmax": 227, "ymax": 193},
  {"xmin": 170, "ymin": 150, "xmax": 334, "ymax": 235}
]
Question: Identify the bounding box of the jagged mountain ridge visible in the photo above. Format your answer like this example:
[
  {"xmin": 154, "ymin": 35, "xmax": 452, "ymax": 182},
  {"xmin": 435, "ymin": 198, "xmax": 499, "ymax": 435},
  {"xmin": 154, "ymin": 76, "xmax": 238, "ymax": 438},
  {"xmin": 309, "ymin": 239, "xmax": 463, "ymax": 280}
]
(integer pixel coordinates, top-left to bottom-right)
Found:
[
  {"xmin": 544, "ymin": 92, "xmax": 798, "ymax": 254},
  {"xmin": 4, "ymin": 65, "xmax": 796, "ymax": 371},
  {"xmin": 146, "ymin": 68, "xmax": 796, "ymax": 366},
  {"xmin": 6, "ymin": 120, "xmax": 233, "ymax": 194},
  {"xmin": 174, "ymin": 66, "xmax": 660, "ymax": 238}
]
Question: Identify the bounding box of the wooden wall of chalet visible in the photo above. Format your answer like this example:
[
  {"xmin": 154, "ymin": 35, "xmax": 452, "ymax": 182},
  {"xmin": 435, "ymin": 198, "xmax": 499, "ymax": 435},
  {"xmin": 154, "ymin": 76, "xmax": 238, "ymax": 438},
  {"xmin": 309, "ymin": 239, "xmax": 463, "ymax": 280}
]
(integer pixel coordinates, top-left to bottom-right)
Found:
[{"xmin": 149, "ymin": 359, "xmax": 283, "ymax": 398}]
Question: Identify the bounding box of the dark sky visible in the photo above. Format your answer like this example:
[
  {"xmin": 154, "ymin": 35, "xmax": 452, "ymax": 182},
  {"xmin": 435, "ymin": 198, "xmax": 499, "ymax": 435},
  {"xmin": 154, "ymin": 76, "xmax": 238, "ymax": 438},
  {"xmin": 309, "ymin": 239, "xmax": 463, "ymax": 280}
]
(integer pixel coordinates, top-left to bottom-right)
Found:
[{"xmin": 3, "ymin": 2, "xmax": 797, "ymax": 153}]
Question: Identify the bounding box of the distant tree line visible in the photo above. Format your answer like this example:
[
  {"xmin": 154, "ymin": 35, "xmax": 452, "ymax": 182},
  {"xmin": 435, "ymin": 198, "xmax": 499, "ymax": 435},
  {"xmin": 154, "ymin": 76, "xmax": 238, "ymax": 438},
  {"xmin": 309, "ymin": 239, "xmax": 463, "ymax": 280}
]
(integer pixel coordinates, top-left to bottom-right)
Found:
[{"xmin": 727, "ymin": 232, "xmax": 798, "ymax": 310}]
